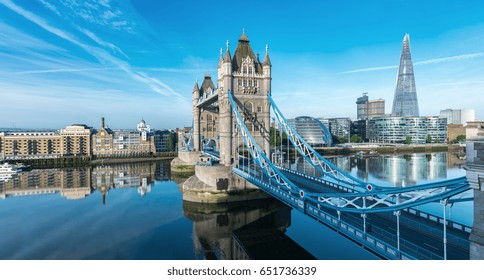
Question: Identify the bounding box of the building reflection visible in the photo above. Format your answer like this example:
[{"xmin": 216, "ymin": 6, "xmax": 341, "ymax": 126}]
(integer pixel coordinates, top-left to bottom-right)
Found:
[
  {"xmin": 293, "ymin": 152, "xmax": 452, "ymax": 187},
  {"xmin": 0, "ymin": 161, "xmax": 169, "ymax": 202},
  {"xmin": 0, "ymin": 168, "xmax": 91, "ymax": 200},
  {"xmin": 91, "ymin": 162, "xmax": 156, "ymax": 204},
  {"xmin": 359, "ymin": 153, "xmax": 448, "ymax": 186},
  {"xmin": 183, "ymin": 199, "xmax": 315, "ymax": 260}
]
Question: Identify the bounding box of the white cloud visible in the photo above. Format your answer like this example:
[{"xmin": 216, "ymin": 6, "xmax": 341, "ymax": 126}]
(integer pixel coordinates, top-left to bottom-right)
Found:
[
  {"xmin": 414, "ymin": 53, "xmax": 484, "ymax": 66},
  {"xmin": 37, "ymin": 0, "xmax": 61, "ymax": 16},
  {"xmin": 0, "ymin": 0, "xmax": 186, "ymax": 102},
  {"xmin": 76, "ymin": 26, "xmax": 129, "ymax": 58},
  {"xmin": 340, "ymin": 53, "xmax": 484, "ymax": 74}
]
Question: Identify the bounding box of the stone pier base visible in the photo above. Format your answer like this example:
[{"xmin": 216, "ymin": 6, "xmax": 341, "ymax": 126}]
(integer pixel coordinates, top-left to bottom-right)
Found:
[
  {"xmin": 170, "ymin": 151, "xmax": 201, "ymax": 173},
  {"xmin": 182, "ymin": 164, "xmax": 268, "ymax": 203}
]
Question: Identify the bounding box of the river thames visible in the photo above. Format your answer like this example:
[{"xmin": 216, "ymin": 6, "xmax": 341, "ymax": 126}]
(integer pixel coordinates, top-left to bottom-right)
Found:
[{"xmin": 0, "ymin": 152, "xmax": 471, "ymax": 260}]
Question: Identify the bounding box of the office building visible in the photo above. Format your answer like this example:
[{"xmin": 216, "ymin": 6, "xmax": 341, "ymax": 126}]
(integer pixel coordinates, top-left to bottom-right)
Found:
[
  {"xmin": 392, "ymin": 34, "xmax": 419, "ymax": 117},
  {"xmin": 287, "ymin": 116, "xmax": 332, "ymax": 147},
  {"xmin": 439, "ymin": 109, "xmax": 475, "ymax": 125},
  {"xmin": 356, "ymin": 93, "xmax": 385, "ymax": 120},
  {"xmin": 328, "ymin": 118, "xmax": 352, "ymax": 142},
  {"xmin": 367, "ymin": 116, "xmax": 447, "ymax": 144}
]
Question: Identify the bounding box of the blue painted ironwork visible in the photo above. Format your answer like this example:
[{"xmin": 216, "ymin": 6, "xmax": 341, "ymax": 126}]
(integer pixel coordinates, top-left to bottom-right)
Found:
[
  {"xmin": 181, "ymin": 126, "xmax": 194, "ymax": 152},
  {"xmin": 228, "ymin": 91, "xmax": 472, "ymax": 260},
  {"xmin": 228, "ymin": 91, "xmax": 302, "ymax": 195},
  {"xmin": 269, "ymin": 94, "xmax": 387, "ymax": 192},
  {"xmin": 230, "ymin": 92, "xmax": 471, "ymax": 214}
]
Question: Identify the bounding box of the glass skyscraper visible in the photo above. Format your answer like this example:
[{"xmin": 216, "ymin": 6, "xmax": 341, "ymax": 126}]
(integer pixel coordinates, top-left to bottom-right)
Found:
[{"xmin": 392, "ymin": 34, "xmax": 419, "ymax": 117}]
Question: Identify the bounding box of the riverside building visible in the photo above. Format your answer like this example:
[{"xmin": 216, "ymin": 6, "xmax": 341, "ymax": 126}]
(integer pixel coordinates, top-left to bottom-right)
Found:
[
  {"xmin": 287, "ymin": 116, "xmax": 332, "ymax": 147},
  {"xmin": 367, "ymin": 116, "xmax": 447, "ymax": 144},
  {"xmin": 92, "ymin": 118, "xmax": 155, "ymax": 158},
  {"xmin": 0, "ymin": 124, "xmax": 93, "ymax": 160}
]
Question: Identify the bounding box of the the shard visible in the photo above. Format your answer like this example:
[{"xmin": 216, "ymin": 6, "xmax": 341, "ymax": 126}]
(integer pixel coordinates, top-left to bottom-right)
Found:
[{"xmin": 392, "ymin": 34, "xmax": 419, "ymax": 117}]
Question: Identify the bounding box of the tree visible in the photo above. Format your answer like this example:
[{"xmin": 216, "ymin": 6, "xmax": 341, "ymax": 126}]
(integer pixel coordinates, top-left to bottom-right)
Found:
[
  {"xmin": 338, "ymin": 137, "xmax": 348, "ymax": 144},
  {"xmin": 456, "ymin": 134, "xmax": 466, "ymax": 142},
  {"xmin": 350, "ymin": 135, "xmax": 362, "ymax": 143},
  {"xmin": 270, "ymin": 127, "xmax": 288, "ymax": 146},
  {"xmin": 426, "ymin": 135, "xmax": 433, "ymax": 143},
  {"xmin": 404, "ymin": 136, "xmax": 412, "ymax": 144},
  {"xmin": 167, "ymin": 132, "xmax": 174, "ymax": 151}
]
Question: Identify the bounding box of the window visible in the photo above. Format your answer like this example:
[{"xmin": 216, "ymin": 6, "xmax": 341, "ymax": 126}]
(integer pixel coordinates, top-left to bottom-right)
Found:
[
  {"xmin": 238, "ymin": 79, "xmax": 242, "ymax": 86},
  {"xmin": 248, "ymin": 67, "xmax": 253, "ymax": 75}
]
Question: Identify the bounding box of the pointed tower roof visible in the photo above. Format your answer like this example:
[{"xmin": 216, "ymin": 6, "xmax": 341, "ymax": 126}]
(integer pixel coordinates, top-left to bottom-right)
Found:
[
  {"xmin": 218, "ymin": 48, "xmax": 223, "ymax": 68},
  {"xmin": 262, "ymin": 44, "xmax": 271, "ymax": 66},
  {"xmin": 223, "ymin": 40, "xmax": 231, "ymax": 63},
  {"xmin": 192, "ymin": 80, "xmax": 200, "ymax": 93},
  {"xmin": 392, "ymin": 33, "xmax": 419, "ymax": 117},
  {"xmin": 200, "ymin": 73, "xmax": 215, "ymax": 93},
  {"xmin": 231, "ymin": 32, "xmax": 262, "ymax": 72}
]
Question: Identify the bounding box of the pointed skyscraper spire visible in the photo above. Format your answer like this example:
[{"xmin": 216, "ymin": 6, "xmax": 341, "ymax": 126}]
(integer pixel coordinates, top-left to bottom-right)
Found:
[{"xmin": 392, "ymin": 33, "xmax": 419, "ymax": 117}]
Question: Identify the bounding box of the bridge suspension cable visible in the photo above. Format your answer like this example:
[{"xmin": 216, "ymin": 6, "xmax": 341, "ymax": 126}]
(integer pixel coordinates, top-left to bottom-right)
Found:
[
  {"xmin": 229, "ymin": 92, "xmax": 470, "ymax": 214},
  {"xmin": 228, "ymin": 91, "xmax": 301, "ymax": 195},
  {"xmin": 269, "ymin": 94, "xmax": 396, "ymax": 192}
]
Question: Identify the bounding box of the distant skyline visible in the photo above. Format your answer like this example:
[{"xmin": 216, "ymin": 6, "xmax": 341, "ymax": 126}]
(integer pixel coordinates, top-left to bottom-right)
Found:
[{"xmin": 1, "ymin": 0, "xmax": 483, "ymax": 129}]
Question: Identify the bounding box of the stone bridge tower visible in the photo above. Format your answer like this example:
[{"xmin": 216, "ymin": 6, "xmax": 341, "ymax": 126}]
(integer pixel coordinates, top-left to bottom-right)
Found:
[
  {"xmin": 217, "ymin": 32, "xmax": 272, "ymax": 166},
  {"xmin": 177, "ymin": 32, "xmax": 272, "ymax": 203}
]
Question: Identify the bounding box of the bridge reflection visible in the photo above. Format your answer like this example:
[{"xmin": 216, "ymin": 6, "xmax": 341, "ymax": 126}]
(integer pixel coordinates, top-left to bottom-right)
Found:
[{"xmin": 183, "ymin": 199, "xmax": 315, "ymax": 260}]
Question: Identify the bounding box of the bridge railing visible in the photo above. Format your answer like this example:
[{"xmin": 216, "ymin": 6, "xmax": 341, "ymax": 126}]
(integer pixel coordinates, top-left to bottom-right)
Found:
[{"xmin": 235, "ymin": 166, "xmax": 416, "ymax": 260}]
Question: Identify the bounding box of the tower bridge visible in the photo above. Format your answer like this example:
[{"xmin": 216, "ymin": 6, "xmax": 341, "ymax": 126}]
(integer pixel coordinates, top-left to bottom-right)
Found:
[{"xmin": 171, "ymin": 32, "xmax": 475, "ymax": 259}]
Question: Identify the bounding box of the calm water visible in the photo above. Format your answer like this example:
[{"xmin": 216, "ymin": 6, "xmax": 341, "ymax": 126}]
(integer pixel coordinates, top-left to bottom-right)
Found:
[{"xmin": 0, "ymin": 152, "xmax": 471, "ymax": 260}]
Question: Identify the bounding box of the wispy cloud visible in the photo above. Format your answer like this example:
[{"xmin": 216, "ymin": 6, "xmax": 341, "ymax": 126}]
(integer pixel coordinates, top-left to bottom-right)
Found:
[
  {"xmin": 414, "ymin": 53, "xmax": 484, "ymax": 66},
  {"xmin": 0, "ymin": 0, "xmax": 186, "ymax": 102},
  {"xmin": 13, "ymin": 67, "xmax": 115, "ymax": 75},
  {"xmin": 339, "ymin": 65, "xmax": 397, "ymax": 74},
  {"xmin": 76, "ymin": 26, "xmax": 129, "ymax": 58},
  {"xmin": 339, "ymin": 52, "xmax": 484, "ymax": 74},
  {"xmin": 37, "ymin": 0, "xmax": 60, "ymax": 16},
  {"xmin": 0, "ymin": 20, "xmax": 63, "ymax": 52}
]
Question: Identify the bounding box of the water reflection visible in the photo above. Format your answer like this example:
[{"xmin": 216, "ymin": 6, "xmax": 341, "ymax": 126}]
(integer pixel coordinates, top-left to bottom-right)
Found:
[
  {"xmin": 0, "ymin": 161, "xmax": 169, "ymax": 203},
  {"xmin": 294, "ymin": 152, "xmax": 464, "ymax": 187},
  {"xmin": 0, "ymin": 153, "xmax": 474, "ymax": 260},
  {"xmin": 183, "ymin": 199, "xmax": 315, "ymax": 260}
]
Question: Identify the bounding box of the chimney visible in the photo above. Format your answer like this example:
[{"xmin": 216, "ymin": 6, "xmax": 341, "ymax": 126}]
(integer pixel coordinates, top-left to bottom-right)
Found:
[{"xmin": 102, "ymin": 117, "xmax": 105, "ymax": 129}]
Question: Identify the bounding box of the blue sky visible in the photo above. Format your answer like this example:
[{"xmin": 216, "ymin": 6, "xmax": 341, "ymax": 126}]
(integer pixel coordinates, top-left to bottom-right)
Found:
[{"xmin": 1, "ymin": 0, "xmax": 483, "ymax": 129}]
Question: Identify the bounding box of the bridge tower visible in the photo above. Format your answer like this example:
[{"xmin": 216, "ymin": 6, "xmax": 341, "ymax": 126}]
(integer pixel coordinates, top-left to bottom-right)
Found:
[
  {"xmin": 218, "ymin": 32, "xmax": 272, "ymax": 165},
  {"xmin": 176, "ymin": 32, "xmax": 272, "ymax": 203}
]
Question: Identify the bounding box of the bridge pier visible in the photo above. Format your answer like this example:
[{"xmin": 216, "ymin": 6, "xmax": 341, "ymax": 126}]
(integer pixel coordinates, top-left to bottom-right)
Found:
[
  {"xmin": 170, "ymin": 151, "xmax": 200, "ymax": 173},
  {"xmin": 467, "ymin": 136, "xmax": 484, "ymax": 259},
  {"xmin": 182, "ymin": 164, "xmax": 268, "ymax": 203}
]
